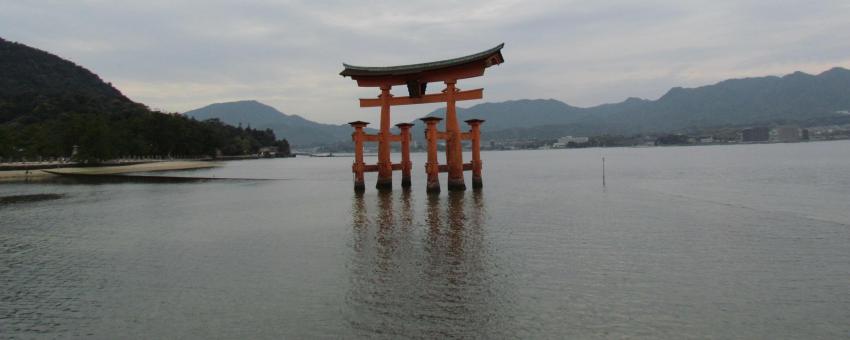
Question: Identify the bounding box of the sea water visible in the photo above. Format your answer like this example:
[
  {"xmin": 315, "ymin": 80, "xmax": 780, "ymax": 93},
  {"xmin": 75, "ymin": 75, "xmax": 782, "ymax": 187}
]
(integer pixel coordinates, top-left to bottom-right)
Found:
[{"xmin": 2, "ymin": 141, "xmax": 849, "ymax": 338}]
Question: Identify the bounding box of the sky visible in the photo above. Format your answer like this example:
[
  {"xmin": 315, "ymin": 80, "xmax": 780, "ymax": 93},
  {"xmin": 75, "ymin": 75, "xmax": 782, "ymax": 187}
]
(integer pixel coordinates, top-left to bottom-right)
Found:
[{"xmin": 2, "ymin": 0, "xmax": 850, "ymax": 124}]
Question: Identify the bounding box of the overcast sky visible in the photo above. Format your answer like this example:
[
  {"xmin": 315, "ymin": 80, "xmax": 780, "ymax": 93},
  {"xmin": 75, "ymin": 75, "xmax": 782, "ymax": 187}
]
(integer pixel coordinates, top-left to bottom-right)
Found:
[{"xmin": 2, "ymin": 0, "xmax": 849, "ymax": 124}]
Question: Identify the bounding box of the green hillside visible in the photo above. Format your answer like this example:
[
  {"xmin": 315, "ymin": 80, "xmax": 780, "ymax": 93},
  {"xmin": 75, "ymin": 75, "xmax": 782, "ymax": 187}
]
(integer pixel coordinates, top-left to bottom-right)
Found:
[{"xmin": 0, "ymin": 38, "xmax": 289, "ymax": 161}]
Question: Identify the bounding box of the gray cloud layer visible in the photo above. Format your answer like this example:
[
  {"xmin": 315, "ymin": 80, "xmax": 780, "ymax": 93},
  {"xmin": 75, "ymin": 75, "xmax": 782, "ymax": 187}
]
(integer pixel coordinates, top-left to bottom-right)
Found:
[{"xmin": 2, "ymin": 0, "xmax": 849, "ymax": 124}]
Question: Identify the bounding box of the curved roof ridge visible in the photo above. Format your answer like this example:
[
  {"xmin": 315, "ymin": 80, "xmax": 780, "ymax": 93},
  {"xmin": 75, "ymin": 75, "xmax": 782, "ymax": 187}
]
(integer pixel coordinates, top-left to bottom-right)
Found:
[{"xmin": 340, "ymin": 43, "xmax": 504, "ymax": 77}]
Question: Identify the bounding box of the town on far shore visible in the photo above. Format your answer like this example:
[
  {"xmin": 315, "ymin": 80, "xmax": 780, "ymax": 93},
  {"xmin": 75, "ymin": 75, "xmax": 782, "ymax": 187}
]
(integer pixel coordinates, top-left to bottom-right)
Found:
[
  {"xmin": 535, "ymin": 123, "xmax": 850, "ymax": 150},
  {"xmin": 307, "ymin": 122, "xmax": 850, "ymax": 154}
]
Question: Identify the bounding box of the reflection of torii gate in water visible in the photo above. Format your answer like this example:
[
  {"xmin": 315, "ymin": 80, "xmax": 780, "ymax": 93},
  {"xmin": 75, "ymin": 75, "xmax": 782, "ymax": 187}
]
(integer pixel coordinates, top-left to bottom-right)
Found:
[{"xmin": 340, "ymin": 44, "xmax": 505, "ymax": 193}]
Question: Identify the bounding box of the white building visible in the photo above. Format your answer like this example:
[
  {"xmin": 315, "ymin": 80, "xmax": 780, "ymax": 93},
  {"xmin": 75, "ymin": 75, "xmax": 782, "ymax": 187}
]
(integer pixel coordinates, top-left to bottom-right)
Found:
[{"xmin": 557, "ymin": 136, "xmax": 589, "ymax": 144}]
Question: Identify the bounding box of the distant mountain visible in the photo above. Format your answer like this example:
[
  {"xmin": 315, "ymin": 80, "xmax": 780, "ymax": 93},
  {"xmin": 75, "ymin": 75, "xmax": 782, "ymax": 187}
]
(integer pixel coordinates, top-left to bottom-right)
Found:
[
  {"xmin": 426, "ymin": 99, "xmax": 584, "ymax": 131},
  {"xmin": 579, "ymin": 67, "xmax": 850, "ymax": 134},
  {"xmin": 421, "ymin": 67, "xmax": 850, "ymax": 139},
  {"xmin": 183, "ymin": 100, "xmax": 357, "ymax": 146}
]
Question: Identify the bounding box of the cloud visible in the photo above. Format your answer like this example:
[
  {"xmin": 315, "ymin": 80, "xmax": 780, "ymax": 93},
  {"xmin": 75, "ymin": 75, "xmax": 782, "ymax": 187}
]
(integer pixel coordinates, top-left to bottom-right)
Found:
[{"xmin": 1, "ymin": 0, "xmax": 848, "ymax": 124}]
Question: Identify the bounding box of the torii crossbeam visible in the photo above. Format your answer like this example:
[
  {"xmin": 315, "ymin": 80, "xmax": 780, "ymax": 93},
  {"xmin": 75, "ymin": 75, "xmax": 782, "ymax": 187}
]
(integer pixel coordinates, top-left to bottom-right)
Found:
[{"xmin": 341, "ymin": 43, "xmax": 505, "ymax": 192}]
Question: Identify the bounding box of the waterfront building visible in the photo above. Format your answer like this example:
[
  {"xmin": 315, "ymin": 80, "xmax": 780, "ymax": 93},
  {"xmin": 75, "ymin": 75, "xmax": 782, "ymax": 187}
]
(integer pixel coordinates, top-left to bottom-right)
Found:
[
  {"xmin": 774, "ymin": 126, "xmax": 801, "ymax": 142},
  {"xmin": 556, "ymin": 136, "xmax": 589, "ymax": 145},
  {"xmin": 741, "ymin": 127, "xmax": 769, "ymax": 142}
]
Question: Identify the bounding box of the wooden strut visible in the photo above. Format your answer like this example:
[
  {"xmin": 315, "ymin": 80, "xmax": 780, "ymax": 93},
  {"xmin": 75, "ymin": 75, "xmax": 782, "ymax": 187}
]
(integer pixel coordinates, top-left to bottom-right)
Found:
[
  {"xmin": 349, "ymin": 84, "xmax": 485, "ymax": 192},
  {"xmin": 350, "ymin": 103, "xmax": 485, "ymax": 193},
  {"xmin": 419, "ymin": 115, "xmax": 485, "ymax": 193},
  {"xmin": 349, "ymin": 120, "xmax": 414, "ymax": 192},
  {"xmin": 359, "ymin": 88, "xmax": 483, "ymax": 107}
]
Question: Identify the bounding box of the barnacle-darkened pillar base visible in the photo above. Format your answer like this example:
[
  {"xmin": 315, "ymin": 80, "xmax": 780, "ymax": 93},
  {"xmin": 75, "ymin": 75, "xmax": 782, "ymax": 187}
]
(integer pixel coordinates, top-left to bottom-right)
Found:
[
  {"xmin": 447, "ymin": 178, "xmax": 467, "ymax": 191},
  {"xmin": 375, "ymin": 176, "xmax": 392, "ymax": 191},
  {"xmin": 354, "ymin": 180, "xmax": 366, "ymax": 192}
]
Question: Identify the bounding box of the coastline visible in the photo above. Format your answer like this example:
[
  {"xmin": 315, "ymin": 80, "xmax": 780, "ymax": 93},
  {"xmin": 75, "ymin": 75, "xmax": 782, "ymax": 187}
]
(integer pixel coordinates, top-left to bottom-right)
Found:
[{"xmin": 0, "ymin": 161, "xmax": 221, "ymax": 182}]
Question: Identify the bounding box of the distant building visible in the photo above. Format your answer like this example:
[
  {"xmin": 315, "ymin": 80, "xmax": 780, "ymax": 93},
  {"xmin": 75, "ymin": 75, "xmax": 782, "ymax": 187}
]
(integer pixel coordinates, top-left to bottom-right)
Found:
[
  {"xmin": 741, "ymin": 127, "xmax": 769, "ymax": 142},
  {"xmin": 774, "ymin": 126, "xmax": 801, "ymax": 142},
  {"xmin": 557, "ymin": 136, "xmax": 589, "ymax": 144},
  {"xmin": 698, "ymin": 136, "xmax": 714, "ymax": 144},
  {"xmin": 258, "ymin": 146, "xmax": 278, "ymax": 158}
]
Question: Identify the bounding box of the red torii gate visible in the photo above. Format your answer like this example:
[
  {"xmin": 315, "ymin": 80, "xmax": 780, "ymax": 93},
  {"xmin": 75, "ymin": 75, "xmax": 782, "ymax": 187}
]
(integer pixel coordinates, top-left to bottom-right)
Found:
[{"xmin": 340, "ymin": 44, "xmax": 505, "ymax": 192}]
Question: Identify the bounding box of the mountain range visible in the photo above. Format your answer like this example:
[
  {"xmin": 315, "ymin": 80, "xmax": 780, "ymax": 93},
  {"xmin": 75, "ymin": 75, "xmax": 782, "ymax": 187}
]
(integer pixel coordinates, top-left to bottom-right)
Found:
[
  {"xmin": 6, "ymin": 33, "xmax": 847, "ymax": 148},
  {"xmin": 186, "ymin": 68, "xmax": 850, "ymax": 146},
  {"xmin": 423, "ymin": 68, "xmax": 850, "ymax": 139}
]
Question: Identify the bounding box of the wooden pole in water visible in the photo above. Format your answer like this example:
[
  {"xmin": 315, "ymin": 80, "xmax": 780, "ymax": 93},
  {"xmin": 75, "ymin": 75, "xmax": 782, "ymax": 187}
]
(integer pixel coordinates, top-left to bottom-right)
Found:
[
  {"xmin": 465, "ymin": 119, "xmax": 485, "ymax": 189},
  {"xmin": 376, "ymin": 85, "xmax": 393, "ymax": 191},
  {"xmin": 443, "ymin": 80, "xmax": 466, "ymax": 191},
  {"xmin": 602, "ymin": 157, "xmax": 606, "ymax": 188},
  {"xmin": 396, "ymin": 122, "xmax": 414, "ymax": 188},
  {"xmin": 421, "ymin": 117, "xmax": 443, "ymax": 193},
  {"xmin": 348, "ymin": 121, "xmax": 369, "ymax": 192}
]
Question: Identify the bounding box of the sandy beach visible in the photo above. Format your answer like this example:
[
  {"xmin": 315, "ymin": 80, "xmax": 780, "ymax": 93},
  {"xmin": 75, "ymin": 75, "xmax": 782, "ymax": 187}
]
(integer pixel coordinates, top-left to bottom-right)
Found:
[{"xmin": 0, "ymin": 161, "xmax": 220, "ymax": 182}]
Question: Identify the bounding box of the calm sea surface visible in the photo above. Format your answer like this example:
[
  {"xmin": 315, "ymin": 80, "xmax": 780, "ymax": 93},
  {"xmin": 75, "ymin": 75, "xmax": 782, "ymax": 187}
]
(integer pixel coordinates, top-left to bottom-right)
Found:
[{"xmin": 2, "ymin": 141, "xmax": 849, "ymax": 339}]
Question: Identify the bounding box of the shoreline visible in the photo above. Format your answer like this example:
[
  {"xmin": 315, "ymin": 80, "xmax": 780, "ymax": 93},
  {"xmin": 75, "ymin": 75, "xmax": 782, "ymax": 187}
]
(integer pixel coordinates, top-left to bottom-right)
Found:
[{"xmin": 0, "ymin": 160, "xmax": 221, "ymax": 182}]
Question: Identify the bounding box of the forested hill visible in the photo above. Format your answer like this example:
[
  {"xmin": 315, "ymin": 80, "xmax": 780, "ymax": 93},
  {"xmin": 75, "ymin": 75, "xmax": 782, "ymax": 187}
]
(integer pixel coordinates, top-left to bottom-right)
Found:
[
  {"xmin": 424, "ymin": 67, "xmax": 850, "ymax": 138},
  {"xmin": 0, "ymin": 37, "xmax": 289, "ymax": 161},
  {"xmin": 0, "ymin": 37, "xmax": 140, "ymax": 124}
]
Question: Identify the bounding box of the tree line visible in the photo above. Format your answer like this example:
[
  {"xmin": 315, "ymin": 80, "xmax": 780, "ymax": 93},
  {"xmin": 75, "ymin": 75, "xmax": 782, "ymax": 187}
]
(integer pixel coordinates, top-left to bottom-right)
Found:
[
  {"xmin": 1, "ymin": 37, "xmax": 291, "ymax": 163},
  {"xmin": 0, "ymin": 94, "xmax": 290, "ymax": 162}
]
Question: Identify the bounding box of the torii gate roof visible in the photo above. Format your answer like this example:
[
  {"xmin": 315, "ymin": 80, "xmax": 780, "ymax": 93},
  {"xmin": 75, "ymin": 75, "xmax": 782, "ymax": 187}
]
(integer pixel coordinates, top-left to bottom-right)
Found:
[
  {"xmin": 340, "ymin": 43, "xmax": 504, "ymax": 97},
  {"xmin": 340, "ymin": 43, "xmax": 504, "ymax": 78}
]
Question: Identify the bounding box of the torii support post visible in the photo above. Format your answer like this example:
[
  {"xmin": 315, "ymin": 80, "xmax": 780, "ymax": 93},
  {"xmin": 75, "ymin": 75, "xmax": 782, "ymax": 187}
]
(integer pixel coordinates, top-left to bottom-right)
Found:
[
  {"xmin": 421, "ymin": 117, "xmax": 443, "ymax": 194},
  {"xmin": 465, "ymin": 119, "xmax": 485, "ymax": 189},
  {"xmin": 396, "ymin": 123, "xmax": 414, "ymax": 188},
  {"xmin": 376, "ymin": 85, "xmax": 393, "ymax": 191},
  {"xmin": 443, "ymin": 80, "xmax": 466, "ymax": 191},
  {"xmin": 349, "ymin": 121, "xmax": 369, "ymax": 192}
]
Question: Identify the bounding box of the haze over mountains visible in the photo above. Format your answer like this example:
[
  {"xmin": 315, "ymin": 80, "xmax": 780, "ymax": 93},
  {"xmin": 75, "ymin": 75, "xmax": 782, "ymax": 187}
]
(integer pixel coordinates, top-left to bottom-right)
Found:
[
  {"xmin": 187, "ymin": 67, "xmax": 850, "ymax": 145},
  {"xmin": 5, "ymin": 34, "xmax": 848, "ymax": 149},
  {"xmin": 424, "ymin": 67, "xmax": 850, "ymax": 139},
  {"xmin": 183, "ymin": 101, "xmax": 356, "ymax": 146}
]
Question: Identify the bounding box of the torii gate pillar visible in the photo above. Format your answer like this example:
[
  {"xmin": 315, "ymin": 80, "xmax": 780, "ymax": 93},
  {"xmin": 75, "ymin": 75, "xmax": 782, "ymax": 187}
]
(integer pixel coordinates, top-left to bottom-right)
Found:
[
  {"xmin": 421, "ymin": 117, "xmax": 443, "ymax": 193},
  {"xmin": 395, "ymin": 122, "xmax": 414, "ymax": 188},
  {"xmin": 443, "ymin": 80, "xmax": 466, "ymax": 191},
  {"xmin": 348, "ymin": 120, "xmax": 369, "ymax": 192},
  {"xmin": 375, "ymin": 85, "xmax": 393, "ymax": 190},
  {"xmin": 466, "ymin": 119, "xmax": 485, "ymax": 189}
]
